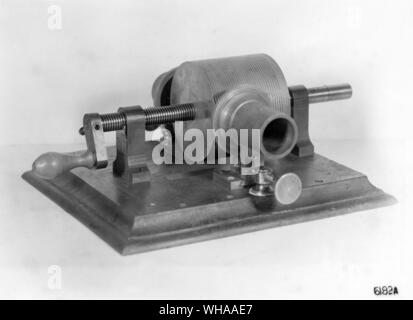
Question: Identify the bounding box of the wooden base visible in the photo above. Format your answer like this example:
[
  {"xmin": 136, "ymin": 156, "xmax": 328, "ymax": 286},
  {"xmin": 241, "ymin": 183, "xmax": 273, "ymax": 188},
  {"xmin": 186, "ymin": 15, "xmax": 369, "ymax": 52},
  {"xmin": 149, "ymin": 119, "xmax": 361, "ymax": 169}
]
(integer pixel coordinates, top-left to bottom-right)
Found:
[{"xmin": 22, "ymin": 150, "xmax": 396, "ymax": 255}]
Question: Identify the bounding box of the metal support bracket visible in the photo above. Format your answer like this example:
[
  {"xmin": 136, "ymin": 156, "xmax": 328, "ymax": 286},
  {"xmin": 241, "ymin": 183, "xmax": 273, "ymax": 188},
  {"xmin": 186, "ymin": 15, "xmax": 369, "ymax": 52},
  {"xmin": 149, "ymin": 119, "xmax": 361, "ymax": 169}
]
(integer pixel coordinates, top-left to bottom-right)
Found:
[
  {"xmin": 113, "ymin": 106, "xmax": 151, "ymax": 184},
  {"xmin": 83, "ymin": 113, "xmax": 108, "ymax": 168},
  {"xmin": 289, "ymin": 85, "xmax": 315, "ymax": 157}
]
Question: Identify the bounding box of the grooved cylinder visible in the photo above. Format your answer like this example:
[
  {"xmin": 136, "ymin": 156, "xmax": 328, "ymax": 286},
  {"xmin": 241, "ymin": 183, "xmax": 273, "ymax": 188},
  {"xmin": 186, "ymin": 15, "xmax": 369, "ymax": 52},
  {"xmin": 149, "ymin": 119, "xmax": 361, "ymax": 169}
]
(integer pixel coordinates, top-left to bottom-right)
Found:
[{"xmin": 164, "ymin": 54, "xmax": 291, "ymax": 160}]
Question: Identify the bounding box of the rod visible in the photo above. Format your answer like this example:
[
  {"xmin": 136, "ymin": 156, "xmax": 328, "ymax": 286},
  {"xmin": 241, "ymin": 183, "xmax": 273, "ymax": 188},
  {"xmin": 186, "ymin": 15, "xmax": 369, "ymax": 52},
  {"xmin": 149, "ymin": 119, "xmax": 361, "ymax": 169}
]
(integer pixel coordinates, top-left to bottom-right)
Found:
[{"xmin": 307, "ymin": 83, "xmax": 352, "ymax": 104}]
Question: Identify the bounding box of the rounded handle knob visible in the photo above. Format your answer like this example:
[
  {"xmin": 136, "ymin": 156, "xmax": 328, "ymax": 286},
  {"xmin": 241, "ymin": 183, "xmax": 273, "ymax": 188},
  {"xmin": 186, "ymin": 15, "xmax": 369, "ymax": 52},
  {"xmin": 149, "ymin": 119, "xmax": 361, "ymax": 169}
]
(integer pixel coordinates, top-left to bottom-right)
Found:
[{"xmin": 32, "ymin": 151, "xmax": 95, "ymax": 180}]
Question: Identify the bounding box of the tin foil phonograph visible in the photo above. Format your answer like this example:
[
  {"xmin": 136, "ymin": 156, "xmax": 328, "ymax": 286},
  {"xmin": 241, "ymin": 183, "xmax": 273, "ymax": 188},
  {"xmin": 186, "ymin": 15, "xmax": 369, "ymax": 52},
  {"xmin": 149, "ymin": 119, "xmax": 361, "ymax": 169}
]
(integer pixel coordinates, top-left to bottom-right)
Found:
[{"xmin": 22, "ymin": 54, "xmax": 396, "ymax": 255}]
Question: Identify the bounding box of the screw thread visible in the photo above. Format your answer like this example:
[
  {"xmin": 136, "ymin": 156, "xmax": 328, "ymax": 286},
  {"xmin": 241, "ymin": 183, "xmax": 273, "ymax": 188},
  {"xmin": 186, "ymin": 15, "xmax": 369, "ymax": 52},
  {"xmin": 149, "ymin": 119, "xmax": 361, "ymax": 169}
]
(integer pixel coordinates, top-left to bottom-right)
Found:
[
  {"xmin": 144, "ymin": 103, "xmax": 196, "ymax": 126},
  {"xmin": 79, "ymin": 103, "xmax": 196, "ymax": 135},
  {"xmin": 100, "ymin": 112, "xmax": 127, "ymax": 132}
]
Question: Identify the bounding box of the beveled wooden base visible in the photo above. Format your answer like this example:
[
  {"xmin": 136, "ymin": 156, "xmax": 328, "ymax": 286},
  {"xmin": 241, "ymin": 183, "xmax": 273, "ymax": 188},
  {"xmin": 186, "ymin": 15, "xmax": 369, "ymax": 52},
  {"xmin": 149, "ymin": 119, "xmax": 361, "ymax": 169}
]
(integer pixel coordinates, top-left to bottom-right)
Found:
[{"xmin": 22, "ymin": 150, "xmax": 396, "ymax": 255}]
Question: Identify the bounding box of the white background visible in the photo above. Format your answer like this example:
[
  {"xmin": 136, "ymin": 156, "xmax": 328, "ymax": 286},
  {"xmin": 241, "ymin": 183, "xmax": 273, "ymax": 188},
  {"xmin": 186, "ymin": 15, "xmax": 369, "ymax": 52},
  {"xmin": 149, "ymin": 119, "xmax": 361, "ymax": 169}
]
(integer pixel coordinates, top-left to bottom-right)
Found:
[{"xmin": 0, "ymin": 0, "xmax": 412, "ymax": 299}]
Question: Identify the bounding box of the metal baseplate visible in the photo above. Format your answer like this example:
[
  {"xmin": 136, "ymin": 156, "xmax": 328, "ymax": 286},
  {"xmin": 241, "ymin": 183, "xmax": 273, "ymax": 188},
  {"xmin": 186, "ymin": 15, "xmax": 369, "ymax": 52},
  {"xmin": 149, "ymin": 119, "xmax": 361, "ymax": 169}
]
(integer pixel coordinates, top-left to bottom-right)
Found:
[{"xmin": 22, "ymin": 147, "xmax": 396, "ymax": 255}]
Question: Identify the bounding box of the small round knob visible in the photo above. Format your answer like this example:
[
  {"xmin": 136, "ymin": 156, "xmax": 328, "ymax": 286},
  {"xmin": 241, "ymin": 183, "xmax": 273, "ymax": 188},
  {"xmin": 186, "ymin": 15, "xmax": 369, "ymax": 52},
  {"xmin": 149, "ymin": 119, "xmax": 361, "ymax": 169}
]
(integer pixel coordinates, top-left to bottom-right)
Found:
[{"xmin": 274, "ymin": 173, "xmax": 302, "ymax": 205}]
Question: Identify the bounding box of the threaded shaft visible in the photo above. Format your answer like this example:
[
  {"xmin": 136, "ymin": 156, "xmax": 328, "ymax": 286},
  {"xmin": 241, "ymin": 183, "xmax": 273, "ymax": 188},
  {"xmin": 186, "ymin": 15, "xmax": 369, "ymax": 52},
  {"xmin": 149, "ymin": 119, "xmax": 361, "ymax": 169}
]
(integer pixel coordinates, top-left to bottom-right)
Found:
[
  {"xmin": 100, "ymin": 112, "xmax": 127, "ymax": 132},
  {"xmin": 79, "ymin": 103, "xmax": 196, "ymax": 135},
  {"xmin": 144, "ymin": 103, "xmax": 196, "ymax": 126}
]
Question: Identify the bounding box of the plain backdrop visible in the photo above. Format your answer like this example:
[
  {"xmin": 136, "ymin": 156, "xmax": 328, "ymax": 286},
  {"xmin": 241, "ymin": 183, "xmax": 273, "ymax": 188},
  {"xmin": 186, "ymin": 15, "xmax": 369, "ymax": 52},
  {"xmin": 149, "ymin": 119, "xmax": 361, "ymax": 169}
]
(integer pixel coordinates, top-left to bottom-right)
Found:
[{"xmin": 0, "ymin": 0, "xmax": 412, "ymax": 299}]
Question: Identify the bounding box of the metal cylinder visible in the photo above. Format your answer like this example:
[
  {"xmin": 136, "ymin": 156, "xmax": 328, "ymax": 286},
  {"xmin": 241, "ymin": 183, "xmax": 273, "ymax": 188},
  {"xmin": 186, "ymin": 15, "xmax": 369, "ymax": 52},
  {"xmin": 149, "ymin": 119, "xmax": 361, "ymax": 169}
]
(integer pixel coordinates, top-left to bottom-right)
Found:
[
  {"xmin": 307, "ymin": 83, "xmax": 352, "ymax": 104},
  {"xmin": 161, "ymin": 54, "xmax": 291, "ymax": 159}
]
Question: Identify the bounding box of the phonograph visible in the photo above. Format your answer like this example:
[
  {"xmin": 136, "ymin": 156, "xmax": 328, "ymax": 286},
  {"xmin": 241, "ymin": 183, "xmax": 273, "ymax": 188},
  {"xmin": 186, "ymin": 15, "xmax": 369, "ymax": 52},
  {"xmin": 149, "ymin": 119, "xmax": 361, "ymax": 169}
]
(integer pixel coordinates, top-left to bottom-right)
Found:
[{"xmin": 22, "ymin": 54, "xmax": 396, "ymax": 255}]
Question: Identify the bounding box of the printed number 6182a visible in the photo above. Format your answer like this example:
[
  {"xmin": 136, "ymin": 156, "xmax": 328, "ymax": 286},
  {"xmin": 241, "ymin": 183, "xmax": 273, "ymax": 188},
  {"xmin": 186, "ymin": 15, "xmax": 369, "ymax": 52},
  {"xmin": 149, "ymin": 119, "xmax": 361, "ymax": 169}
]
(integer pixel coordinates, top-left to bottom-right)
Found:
[{"xmin": 374, "ymin": 286, "xmax": 398, "ymax": 296}]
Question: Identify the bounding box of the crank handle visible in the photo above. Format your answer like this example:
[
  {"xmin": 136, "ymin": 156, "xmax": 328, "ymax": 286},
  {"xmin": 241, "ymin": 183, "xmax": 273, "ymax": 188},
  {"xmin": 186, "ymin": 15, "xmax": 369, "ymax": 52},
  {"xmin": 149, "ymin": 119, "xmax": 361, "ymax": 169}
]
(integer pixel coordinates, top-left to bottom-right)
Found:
[{"xmin": 32, "ymin": 150, "xmax": 96, "ymax": 180}]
